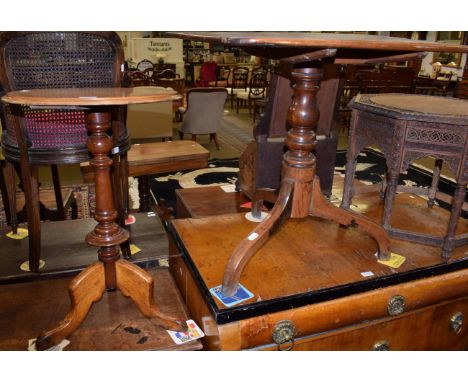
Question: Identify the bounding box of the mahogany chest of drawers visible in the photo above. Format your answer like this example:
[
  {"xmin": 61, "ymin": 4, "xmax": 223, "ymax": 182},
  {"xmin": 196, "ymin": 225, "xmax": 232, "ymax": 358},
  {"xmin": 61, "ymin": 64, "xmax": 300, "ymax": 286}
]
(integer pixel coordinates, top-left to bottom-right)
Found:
[{"xmin": 168, "ymin": 187, "xmax": 468, "ymax": 350}]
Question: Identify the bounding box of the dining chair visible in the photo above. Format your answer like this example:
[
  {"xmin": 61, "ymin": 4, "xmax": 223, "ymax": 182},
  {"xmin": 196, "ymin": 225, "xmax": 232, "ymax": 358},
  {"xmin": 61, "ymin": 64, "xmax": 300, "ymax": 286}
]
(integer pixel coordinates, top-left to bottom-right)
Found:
[
  {"xmin": 137, "ymin": 59, "xmax": 155, "ymax": 77},
  {"xmin": 208, "ymin": 66, "xmax": 231, "ymax": 87},
  {"xmin": 0, "ymin": 31, "xmax": 131, "ymax": 272},
  {"xmin": 236, "ymin": 67, "xmax": 268, "ymax": 115},
  {"xmin": 127, "ymin": 69, "xmax": 151, "ymax": 87},
  {"xmin": 225, "ymin": 66, "xmax": 249, "ymax": 109},
  {"xmin": 178, "ymin": 88, "xmax": 228, "ymax": 150},
  {"xmin": 152, "ymin": 69, "xmax": 185, "ymax": 121}
]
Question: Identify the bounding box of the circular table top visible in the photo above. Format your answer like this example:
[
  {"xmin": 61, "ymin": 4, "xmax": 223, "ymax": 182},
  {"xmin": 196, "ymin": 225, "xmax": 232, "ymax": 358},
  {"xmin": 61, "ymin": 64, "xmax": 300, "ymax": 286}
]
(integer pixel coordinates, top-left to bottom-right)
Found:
[
  {"xmin": 350, "ymin": 93, "xmax": 468, "ymax": 125},
  {"xmin": 1, "ymin": 86, "xmax": 181, "ymax": 106},
  {"xmin": 167, "ymin": 32, "xmax": 468, "ymax": 53}
]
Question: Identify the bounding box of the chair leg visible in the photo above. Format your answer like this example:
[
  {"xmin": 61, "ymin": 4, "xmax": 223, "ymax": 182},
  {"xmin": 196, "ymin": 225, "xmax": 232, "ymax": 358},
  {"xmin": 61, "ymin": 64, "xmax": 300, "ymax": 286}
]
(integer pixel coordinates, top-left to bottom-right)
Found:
[
  {"xmin": 253, "ymin": 104, "xmax": 258, "ymax": 123},
  {"xmin": 112, "ymin": 154, "xmax": 131, "ymax": 260},
  {"xmin": 178, "ymin": 131, "xmax": 184, "ymax": 140},
  {"xmin": 21, "ymin": 165, "xmax": 41, "ymax": 272},
  {"xmin": 51, "ymin": 165, "xmax": 65, "ymax": 220},
  {"xmin": 111, "ymin": 156, "xmax": 124, "ymax": 226},
  {"xmin": 137, "ymin": 175, "xmax": 153, "ymax": 213},
  {"xmin": 4, "ymin": 161, "xmax": 17, "ymax": 233},
  {"xmin": 191, "ymin": 134, "xmax": 197, "ymax": 142},
  {"xmin": 210, "ymin": 133, "xmax": 220, "ymax": 150},
  {"xmin": 120, "ymin": 153, "xmax": 129, "ymax": 222},
  {"xmin": 0, "ymin": 160, "xmax": 11, "ymax": 227},
  {"xmin": 247, "ymin": 99, "xmax": 252, "ymax": 116},
  {"xmin": 236, "ymin": 98, "xmax": 240, "ymax": 114}
]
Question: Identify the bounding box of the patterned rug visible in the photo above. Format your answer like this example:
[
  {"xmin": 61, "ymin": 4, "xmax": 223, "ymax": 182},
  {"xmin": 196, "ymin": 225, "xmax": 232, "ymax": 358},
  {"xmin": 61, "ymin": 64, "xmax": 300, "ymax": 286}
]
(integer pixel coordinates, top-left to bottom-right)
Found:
[
  {"xmin": 0, "ymin": 184, "xmax": 96, "ymax": 229},
  {"xmin": 149, "ymin": 148, "xmax": 466, "ymax": 217},
  {"xmin": 2, "ymin": 148, "xmax": 464, "ymax": 228},
  {"xmin": 149, "ymin": 158, "xmax": 239, "ymax": 210}
]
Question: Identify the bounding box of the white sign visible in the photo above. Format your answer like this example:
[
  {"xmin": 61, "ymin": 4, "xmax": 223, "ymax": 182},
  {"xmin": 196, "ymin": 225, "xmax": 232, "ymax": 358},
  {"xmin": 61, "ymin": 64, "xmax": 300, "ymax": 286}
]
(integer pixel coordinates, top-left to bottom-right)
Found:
[{"xmin": 131, "ymin": 38, "xmax": 183, "ymax": 64}]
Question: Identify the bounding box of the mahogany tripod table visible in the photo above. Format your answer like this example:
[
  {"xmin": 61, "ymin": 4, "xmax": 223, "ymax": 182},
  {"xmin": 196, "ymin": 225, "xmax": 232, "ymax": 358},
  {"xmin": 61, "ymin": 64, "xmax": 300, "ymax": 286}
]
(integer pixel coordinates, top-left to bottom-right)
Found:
[
  {"xmin": 1, "ymin": 87, "xmax": 185, "ymax": 350},
  {"xmin": 168, "ymin": 32, "xmax": 468, "ymax": 296}
]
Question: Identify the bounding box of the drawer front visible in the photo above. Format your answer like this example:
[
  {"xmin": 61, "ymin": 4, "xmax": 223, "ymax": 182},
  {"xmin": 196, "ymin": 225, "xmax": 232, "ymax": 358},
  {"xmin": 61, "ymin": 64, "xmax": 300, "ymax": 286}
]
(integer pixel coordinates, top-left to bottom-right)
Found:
[
  {"xmin": 170, "ymin": 243, "xmax": 468, "ymax": 350},
  {"xmin": 238, "ymin": 268, "xmax": 468, "ymax": 350},
  {"xmin": 254, "ymin": 297, "xmax": 468, "ymax": 351}
]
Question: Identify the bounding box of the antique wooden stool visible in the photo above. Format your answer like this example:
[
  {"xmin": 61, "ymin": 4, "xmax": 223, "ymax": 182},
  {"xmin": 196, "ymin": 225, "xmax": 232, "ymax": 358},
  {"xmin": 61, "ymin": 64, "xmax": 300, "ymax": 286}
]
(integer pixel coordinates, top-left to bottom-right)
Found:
[{"xmin": 341, "ymin": 93, "xmax": 468, "ymax": 259}]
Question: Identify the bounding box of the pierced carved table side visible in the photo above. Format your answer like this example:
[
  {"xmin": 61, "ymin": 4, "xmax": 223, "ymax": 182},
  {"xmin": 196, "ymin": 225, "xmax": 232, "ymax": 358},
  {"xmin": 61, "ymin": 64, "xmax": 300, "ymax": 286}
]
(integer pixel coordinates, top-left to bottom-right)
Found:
[
  {"xmin": 342, "ymin": 94, "xmax": 468, "ymax": 259},
  {"xmin": 168, "ymin": 32, "xmax": 468, "ymax": 297},
  {"xmin": 1, "ymin": 87, "xmax": 185, "ymax": 350}
]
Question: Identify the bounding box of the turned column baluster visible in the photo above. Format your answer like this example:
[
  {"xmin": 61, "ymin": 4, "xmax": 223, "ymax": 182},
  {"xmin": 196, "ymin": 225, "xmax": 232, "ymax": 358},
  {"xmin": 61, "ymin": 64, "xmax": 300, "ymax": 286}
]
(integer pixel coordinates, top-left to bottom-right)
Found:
[
  {"xmin": 84, "ymin": 110, "xmax": 129, "ymax": 291},
  {"xmin": 283, "ymin": 67, "xmax": 322, "ymax": 218},
  {"xmin": 221, "ymin": 67, "xmax": 324, "ymax": 296}
]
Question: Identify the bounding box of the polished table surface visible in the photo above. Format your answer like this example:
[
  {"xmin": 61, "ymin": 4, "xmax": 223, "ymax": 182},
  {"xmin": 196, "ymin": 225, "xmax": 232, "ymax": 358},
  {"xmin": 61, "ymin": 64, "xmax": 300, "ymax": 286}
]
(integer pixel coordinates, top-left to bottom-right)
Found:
[
  {"xmin": 2, "ymin": 86, "xmax": 181, "ymax": 106},
  {"xmin": 168, "ymin": 32, "xmax": 468, "ymax": 61}
]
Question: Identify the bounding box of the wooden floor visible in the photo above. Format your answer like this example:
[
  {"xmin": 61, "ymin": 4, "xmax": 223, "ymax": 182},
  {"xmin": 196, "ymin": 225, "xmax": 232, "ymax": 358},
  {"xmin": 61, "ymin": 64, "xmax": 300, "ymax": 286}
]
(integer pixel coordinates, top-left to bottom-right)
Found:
[
  {"xmin": 0, "ymin": 267, "xmax": 202, "ymax": 351},
  {"xmin": 0, "ymin": 212, "xmax": 169, "ymax": 283}
]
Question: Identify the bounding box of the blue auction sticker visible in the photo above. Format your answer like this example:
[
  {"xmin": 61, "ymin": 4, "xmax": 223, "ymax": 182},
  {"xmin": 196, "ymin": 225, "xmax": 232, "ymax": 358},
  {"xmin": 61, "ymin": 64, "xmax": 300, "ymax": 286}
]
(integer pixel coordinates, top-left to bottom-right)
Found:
[{"xmin": 210, "ymin": 284, "xmax": 254, "ymax": 307}]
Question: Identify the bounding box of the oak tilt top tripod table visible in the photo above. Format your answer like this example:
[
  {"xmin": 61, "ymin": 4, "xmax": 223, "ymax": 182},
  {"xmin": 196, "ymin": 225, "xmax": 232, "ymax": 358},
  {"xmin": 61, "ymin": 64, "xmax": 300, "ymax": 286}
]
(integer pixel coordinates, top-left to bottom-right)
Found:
[
  {"xmin": 169, "ymin": 32, "xmax": 468, "ymax": 296},
  {"xmin": 2, "ymin": 87, "xmax": 185, "ymax": 350}
]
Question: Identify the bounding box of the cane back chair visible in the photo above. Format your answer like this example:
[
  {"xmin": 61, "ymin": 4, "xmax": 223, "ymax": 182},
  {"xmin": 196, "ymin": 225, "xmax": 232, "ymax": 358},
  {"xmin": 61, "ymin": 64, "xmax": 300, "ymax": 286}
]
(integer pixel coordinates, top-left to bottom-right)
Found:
[{"xmin": 0, "ymin": 31, "xmax": 131, "ymax": 272}]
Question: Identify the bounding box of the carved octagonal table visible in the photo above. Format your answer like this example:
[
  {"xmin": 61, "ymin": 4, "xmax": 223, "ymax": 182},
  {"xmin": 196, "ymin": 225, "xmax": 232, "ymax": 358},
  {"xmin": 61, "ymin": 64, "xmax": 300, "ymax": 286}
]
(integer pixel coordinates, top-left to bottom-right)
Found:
[{"xmin": 342, "ymin": 93, "xmax": 468, "ymax": 258}]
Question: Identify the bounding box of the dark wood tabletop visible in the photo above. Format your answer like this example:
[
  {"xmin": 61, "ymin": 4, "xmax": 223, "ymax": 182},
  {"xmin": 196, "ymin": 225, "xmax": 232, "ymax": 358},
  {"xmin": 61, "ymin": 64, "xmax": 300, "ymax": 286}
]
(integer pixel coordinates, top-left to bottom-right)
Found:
[{"xmin": 167, "ymin": 32, "xmax": 468, "ymax": 62}]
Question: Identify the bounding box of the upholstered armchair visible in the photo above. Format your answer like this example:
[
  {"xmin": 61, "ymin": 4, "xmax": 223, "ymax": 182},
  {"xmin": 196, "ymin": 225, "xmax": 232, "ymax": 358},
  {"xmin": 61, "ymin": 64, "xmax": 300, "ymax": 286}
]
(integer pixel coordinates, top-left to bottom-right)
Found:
[{"xmin": 178, "ymin": 88, "xmax": 228, "ymax": 150}]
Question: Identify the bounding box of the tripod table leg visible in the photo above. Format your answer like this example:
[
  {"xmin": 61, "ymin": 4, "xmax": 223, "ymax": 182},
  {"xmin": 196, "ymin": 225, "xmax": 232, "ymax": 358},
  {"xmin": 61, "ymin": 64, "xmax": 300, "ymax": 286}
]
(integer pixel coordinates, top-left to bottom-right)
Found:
[
  {"xmin": 116, "ymin": 259, "xmax": 186, "ymax": 331},
  {"xmin": 35, "ymin": 262, "xmax": 106, "ymax": 350}
]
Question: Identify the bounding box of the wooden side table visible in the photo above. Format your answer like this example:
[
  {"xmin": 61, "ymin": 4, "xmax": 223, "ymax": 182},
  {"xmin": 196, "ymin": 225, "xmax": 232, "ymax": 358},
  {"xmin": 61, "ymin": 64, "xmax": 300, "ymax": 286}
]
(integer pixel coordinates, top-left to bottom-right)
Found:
[
  {"xmin": 342, "ymin": 93, "xmax": 468, "ymax": 259},
  {"xmin": 1, "ymin": 87, "xmax": 186, "ymax": 350}
]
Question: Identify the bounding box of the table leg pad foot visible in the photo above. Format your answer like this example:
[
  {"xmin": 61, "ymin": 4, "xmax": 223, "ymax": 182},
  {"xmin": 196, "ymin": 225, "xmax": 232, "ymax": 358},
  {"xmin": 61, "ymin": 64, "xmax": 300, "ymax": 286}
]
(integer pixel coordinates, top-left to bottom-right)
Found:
[
  {"xmin": 35, "ymin": 262, "xmax": 106, "ymax": 350},
  {"xmin": 116, "ymin": 259, "xmax": 186, "ymax": 331}
]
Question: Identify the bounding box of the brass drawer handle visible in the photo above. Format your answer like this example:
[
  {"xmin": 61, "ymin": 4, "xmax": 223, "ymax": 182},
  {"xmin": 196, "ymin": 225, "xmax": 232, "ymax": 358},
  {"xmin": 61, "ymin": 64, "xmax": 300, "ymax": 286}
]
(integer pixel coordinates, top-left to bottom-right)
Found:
[
  {"xmin": 272, "ymin": 320, "xmax": 296, "ymax": 351},
  {"xmin": 388, "ymin": 295, "xmax": 406, "ymax": 316},
  {"xmin": 373, "ymin": 340, "xmax": 390, "ymax": 351},
  {"xmin": 450, "ymin": 312, "xmax": 464, "ymax": 334}
]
